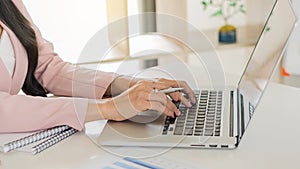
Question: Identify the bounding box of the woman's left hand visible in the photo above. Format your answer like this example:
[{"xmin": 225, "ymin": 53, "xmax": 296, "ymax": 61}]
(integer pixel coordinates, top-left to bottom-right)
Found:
[{"xmin": 151, "ymin": 78, "xmax": 196, "ymax": 107}]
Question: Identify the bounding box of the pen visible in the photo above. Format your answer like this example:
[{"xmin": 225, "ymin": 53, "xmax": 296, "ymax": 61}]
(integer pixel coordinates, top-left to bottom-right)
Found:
[{"xmin": 156, "ymin": 87, "xmax": 184, "ymax": 94}]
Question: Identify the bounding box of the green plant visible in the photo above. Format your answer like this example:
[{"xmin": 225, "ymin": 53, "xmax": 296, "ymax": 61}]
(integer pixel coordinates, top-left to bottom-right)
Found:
[{"xmin": 201, "ymin": 0, "xmax": 246, "ymax": 25}]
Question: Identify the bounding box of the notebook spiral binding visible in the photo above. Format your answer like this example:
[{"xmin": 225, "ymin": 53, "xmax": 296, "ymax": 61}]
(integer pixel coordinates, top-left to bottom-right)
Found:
[
  {"xmin": 3, "ymin": 125, "xmax": 70, "ymax": 153},
  {"xmin": 31, "ymin": 128, "xmax": 78, "ymax": 155}
]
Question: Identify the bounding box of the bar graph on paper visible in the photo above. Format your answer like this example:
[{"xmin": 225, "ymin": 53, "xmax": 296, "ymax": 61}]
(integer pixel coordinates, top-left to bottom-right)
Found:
[
  {"xmin": 101, "ymin": 156, "xmax": 201, "ymax": 169},
  {"xmin": 72, "ymin": 146, "xmax": 203, "ymax": 169}
]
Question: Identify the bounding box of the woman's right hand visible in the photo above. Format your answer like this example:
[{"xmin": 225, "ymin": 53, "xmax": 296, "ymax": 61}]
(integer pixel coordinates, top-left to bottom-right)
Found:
[{"xmin": 99, "ymin": 80, "xmax": 182, "ymax": 121}]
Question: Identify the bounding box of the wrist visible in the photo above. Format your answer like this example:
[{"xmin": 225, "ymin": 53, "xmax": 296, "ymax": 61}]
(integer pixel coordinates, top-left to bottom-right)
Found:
[
  {"xmin": 85, "ymin": 99, "xmax": 114, "ymax": 122},
  {"xmin": 96, "ymin": 98, "xmax": 126, "ymax": 121},
  {"xmin": 109, "ymin": 75, "xmax": 137, "ymax": 96},
  {"xmin": 97, "ymin": 98, "xmax": 114, "ymax": 120}
]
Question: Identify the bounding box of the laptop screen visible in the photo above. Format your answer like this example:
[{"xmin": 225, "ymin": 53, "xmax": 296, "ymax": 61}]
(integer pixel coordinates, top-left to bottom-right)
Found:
[{"xmin": 238, "ymin": 0, "xmax": 297, "ymax": 110}]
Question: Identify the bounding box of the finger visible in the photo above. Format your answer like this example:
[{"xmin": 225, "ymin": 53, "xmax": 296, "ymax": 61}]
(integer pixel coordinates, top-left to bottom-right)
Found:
[
  {"xmin": 165, "ymin": 99, "xmax": 181, "ymax": 117},
  {"xmin": 168, "ymin": 92, "xmax": 192, "ymax": 108},
  {"xmin": 179, "ymin": 95, "xmax": 192, "ymax": 108},
  {"xmin": 155, "ymin": 79, "xmax": 196, "ymax": 104},
  {"xmin": 149, "ymin": 101, "xmax": 174, "ymax": 117},
  {"xmin": 152, "ymin": 78, "xmax": 196, "ymax": 105},
  {"xmin": 167, "ymin": 90, "xmax": 193, "ymax": 108},
  {"xmin": 177, "ymin": 81, "xmax": 196, "ymax": 104},
  {"xmin": 168, "ymin": 91, "xmax": 181, "ymax": 101},
  {"xmin": 149, "ymin": 92, "xmax": 180, "ymax": 117}
]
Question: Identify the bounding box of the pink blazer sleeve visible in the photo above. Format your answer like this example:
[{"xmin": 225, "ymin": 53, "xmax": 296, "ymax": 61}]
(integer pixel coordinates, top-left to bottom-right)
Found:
[
  {"xmin": 0, "ymin": 0, "xmax": 118, "ymax": 133},
  {"xmin": 15, "ymin": 0, "xmax": 118, "ymax": 99},
  {"xmin": 0, "ymin": 92, "xmax": 88, "ymax": 133}
]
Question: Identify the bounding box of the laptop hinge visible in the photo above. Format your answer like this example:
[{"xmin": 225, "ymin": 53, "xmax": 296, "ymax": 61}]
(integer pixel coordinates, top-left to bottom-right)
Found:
[
  {"xmin": 230, "ymin": 90, "xmax": 239, "ymax": 137},
  {"xmin": 239, "ymin": 92, "xmax": 245, "ymax": 139},
  {"xmin": 235, "ymin": 89, "xmax": 245, "ymax": 143}
]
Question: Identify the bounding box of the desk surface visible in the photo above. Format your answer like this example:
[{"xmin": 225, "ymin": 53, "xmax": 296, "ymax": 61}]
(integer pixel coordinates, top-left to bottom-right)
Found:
[{"xmin": 1, "ymin": 83, "xmax": 300, "ymax": 169}]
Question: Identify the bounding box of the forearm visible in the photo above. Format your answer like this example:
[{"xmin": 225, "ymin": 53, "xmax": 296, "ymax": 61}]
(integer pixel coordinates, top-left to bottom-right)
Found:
[{"xmin": 0, "ymin": 92, "xmax": 87, "ymax": 133}]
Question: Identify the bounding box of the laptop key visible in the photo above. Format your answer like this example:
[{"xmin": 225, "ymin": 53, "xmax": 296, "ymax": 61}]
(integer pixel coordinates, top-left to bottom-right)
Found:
[
  {"xmin": 184, "ymin": 129, "xmax": 193, "ymax": 135},
  {"xmin": 204, "ymin": 130, "xmax": 213, "ymax": 136},
  {"xmin": 169, "ymin": 89, "xmax": 224, "ymax": 137},
  {"xmin": 206, "ymin": 123, "xmax": 214, "ymax": 128},
  {"xmin": 194, "ymin": 132, "xmax": 202, "ymax": 136},
  {"xmin": 174, "ymin": 127, "xmax": 184, "ymax": 135},
  {"xmin": 175, "ymin": 123, "xmax": 184, "ymax": 127},
  {"xmin": 169, "ymin": 116, "xmax": 176, "ymax": 124},
  {"xmin": 196, "ymin": 121, "xmax": 204, "ymax": 126}
]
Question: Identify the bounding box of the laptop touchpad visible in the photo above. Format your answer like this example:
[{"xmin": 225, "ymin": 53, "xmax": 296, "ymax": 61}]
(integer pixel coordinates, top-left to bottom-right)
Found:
[{"xmin": 129, "ymin": 110, "xmax": 163, "ymax": 124}]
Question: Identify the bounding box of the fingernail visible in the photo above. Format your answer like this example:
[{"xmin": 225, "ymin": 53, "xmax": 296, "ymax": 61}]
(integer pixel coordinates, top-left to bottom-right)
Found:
[
  {"xmin": 193, "ymin": 98, "xmax": 197, "ymax": 104},
  {"xmin": 187, "ymin": 101, "xmax": 192, "ymax": 107},
  {"xmin": 177, "ymin": 109, "xmax": 181, "ymax": 116},
  {"xmin": 170, "ymin": 111, "xmax": 175, "ymax": 118}
]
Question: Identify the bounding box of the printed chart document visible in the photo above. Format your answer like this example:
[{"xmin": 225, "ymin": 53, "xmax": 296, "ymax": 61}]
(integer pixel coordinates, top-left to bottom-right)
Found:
[{"xmin": 74, "ymin": 146, "xmax": 203, "ymax": 169}]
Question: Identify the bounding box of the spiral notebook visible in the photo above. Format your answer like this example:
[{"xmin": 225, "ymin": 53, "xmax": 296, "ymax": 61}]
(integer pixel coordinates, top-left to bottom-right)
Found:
[{"xmin": 0, "ymin": 125, "xmax": 78, "ymax": 155}]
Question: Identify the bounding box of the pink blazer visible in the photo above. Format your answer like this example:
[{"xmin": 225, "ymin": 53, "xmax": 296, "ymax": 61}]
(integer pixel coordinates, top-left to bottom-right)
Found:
[{"xmin": 0, "ymin": 0, "xmax": 117, "ymax": 133}]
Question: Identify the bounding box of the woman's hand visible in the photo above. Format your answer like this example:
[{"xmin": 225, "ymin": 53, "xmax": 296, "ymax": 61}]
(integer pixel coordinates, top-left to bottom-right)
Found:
[
  {"xmin": 107, "ymin": 75, "xmax": 196, "ymax": 104},
  {"xmin": 152, "ymin": 78, "xmax": 196, "ymax": 106},
  {"xmin": 95, "ymin": 78, "xmax": 196, "ymax": 121}
]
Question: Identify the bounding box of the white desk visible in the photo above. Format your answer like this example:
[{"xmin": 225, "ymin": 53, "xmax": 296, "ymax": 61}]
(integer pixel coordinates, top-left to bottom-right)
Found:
[{"xmin": 1, "ymin": 82, "xmax": 300, "ymax": 169}]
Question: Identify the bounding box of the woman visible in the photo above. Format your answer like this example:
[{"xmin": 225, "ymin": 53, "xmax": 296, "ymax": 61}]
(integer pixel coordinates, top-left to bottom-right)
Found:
[{"xmin": 0, "ymin": 0, "xmax": 195, "ymax": 133}]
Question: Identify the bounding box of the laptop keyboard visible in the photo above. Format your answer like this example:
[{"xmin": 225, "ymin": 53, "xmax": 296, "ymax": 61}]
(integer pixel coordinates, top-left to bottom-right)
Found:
[{"xmin": 162, "ymin": 90, "xmax": 223, "ymax": 136}]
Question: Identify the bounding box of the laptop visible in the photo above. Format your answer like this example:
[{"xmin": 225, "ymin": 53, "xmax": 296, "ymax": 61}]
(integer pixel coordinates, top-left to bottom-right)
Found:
[{"xmin": 96, "ymin": 0, "xmax": 297, "ymax": 149}]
